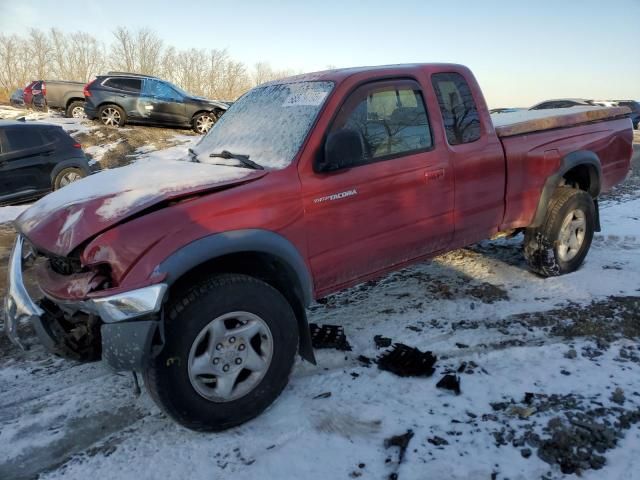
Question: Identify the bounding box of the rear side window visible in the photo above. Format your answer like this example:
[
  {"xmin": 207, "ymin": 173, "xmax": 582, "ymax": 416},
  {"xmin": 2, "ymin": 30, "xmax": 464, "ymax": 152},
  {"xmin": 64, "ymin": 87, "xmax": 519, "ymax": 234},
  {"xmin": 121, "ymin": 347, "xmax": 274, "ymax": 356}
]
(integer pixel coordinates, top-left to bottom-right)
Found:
[
  {"xmin": 329, "ymin": 79, "xmax": 432, "ymax": 164},
  {"xmin": 103, "ymin": 78, "xmax": 142, "ymax": 93},
  {"xmin": 4, "ymin": 128, "xmax": 42, "ymax": 150},
  {"xmin": 432, "ymin": 72, "xmax": 481, "ymax": 145}
]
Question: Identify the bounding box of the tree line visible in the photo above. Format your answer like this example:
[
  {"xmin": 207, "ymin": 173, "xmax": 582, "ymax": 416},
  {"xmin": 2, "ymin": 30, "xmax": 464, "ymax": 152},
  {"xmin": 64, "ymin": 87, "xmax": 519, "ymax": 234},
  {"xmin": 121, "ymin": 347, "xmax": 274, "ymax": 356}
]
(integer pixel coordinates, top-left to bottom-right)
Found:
[{"xmin": 0, "ymin": 27, "xmax": 299, "ymax": 101}]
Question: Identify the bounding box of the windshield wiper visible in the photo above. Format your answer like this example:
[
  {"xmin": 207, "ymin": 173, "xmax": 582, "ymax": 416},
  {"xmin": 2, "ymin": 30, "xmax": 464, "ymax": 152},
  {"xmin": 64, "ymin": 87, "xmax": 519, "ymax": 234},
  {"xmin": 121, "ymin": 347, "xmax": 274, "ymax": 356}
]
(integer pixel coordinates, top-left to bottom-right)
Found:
[
  {"xmin": 209, "ymin": 150, "xmax": 264, "ymax": 170},
  {"xmin": 188, "ymin": 148, "xmax": 199, "ymax": 162}
]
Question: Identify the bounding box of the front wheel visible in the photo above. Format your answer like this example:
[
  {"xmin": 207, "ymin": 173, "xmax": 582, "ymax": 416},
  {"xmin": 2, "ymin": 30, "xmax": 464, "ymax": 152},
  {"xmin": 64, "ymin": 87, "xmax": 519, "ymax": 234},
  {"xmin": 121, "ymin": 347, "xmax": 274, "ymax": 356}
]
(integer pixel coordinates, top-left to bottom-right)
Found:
[
  {"xmin": 524, "ymin": 187, "xmax": 595, "ymax": 277},
  {"xmin": 143, "ymin": 274, "xmax": 299, "ymax": 431},
  {"xmin": 192, "ymin": 111, "xmax": 217, "ymax": 134}
]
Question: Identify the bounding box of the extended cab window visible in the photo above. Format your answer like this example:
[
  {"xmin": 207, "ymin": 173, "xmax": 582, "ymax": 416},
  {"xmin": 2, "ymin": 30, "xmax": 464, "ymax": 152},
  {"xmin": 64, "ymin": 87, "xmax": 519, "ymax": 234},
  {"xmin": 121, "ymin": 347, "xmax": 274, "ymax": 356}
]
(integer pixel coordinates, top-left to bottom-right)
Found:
[
  {"xmin": 432, "ymin": 73, "xmax": 481, "ymax": 145},
  {"xmin": 104, "ymin": 78, "xmax": 142, "ymax": 93},
  {"xmin": 329, "ymin": 80, "xmax": 432, "ymax": 165}
]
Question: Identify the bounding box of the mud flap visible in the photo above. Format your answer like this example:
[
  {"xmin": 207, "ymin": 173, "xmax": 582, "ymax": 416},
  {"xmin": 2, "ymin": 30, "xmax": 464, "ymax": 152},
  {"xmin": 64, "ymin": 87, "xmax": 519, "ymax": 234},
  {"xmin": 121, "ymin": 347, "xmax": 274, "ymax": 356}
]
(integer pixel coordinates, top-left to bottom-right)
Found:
[
  {"xmin": 524, "ymin": 231, "xmax": 560, "ymax": 276},
  {"xmin": 101, "ymin": 320, "xmax": 158, "ymax": 371}
]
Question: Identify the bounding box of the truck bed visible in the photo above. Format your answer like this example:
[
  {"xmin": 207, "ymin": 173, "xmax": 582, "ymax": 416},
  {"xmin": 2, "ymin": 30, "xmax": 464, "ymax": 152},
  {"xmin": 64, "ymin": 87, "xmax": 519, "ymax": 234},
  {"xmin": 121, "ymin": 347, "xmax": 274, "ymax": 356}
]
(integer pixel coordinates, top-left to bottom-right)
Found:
[{"xmin": 492, "ymin": 106, "xmax": 631, "ymax": 137}]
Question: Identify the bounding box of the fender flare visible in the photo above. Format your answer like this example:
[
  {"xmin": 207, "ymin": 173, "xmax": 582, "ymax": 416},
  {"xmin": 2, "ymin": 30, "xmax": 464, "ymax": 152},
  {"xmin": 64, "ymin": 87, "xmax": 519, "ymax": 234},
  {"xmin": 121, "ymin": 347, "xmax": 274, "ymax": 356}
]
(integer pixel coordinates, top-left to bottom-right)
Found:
[
  {"xmin": 64, "ymin": 95, "xmax": 85, "ymax": 109},
  {"xmin": 158, "ymin": 229, "xmax": 316, "ymax": 363},
  {"xmin": 530, "ymin": 150, "xmax": 602, "ymax": 229}
]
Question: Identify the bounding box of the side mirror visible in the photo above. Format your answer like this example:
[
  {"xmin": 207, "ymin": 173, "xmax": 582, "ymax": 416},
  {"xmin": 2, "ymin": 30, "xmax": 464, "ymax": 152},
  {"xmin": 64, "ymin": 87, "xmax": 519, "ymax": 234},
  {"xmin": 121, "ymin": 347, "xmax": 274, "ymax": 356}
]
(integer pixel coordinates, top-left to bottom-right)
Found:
[{"xmin": 318, "ymin": 129, "xmax": 364, "ymax": 172}]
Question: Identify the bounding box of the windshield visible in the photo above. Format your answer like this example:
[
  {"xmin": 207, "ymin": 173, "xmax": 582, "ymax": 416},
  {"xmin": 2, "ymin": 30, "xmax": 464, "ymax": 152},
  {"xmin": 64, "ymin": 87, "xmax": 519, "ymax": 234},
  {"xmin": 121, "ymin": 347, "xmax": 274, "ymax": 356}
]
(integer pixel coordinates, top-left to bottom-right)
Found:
[{"xmin": 193, "ymin": 81, "xmax": 334, "ymax": 169}]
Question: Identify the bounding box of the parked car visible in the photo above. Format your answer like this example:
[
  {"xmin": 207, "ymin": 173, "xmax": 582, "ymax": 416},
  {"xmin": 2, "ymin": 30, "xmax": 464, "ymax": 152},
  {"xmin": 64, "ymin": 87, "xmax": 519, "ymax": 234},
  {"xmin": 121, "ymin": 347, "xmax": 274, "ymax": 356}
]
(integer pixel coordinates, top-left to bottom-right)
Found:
[
  {"xmin": 6, "ymin": 64, "xmax": 633, "ymax": 432},
  {"xmin": 22, "ymin": 80, "xmax": 86, "ymax": 117},
  {"xmin": 612, "ymin": 100, "xmax": 640, "ymax": 129},
  {"xmin": 0, "ymin": 120, "xmax": 91, "ymax": 205},
  {"xmin": 23, "ymin": 81, "xmax": 47, "ymax": 111},
  {"xmin": 10, "ymin": 88, "xmax": 24, "ymax": 107},
  {"xmin": 83, "ymin": 72, "xmax": 229, "ymax": 133},
  {"xmin": 44, "ymin": 80, "xmax": 86, "ymax": 118},
  {"xmin": 529, "ymin": 98, "xmax": 596, "ymax": 110}
]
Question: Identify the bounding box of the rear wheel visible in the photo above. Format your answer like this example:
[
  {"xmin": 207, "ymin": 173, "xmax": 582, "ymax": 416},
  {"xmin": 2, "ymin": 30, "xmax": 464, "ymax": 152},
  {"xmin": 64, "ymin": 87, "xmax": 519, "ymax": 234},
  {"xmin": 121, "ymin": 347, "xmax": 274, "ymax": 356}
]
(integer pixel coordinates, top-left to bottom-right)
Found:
[
  {"xmin": 143, "ymin": 274, "xmax": 298, "ymax": 431},
  {"xmin": 524, "ymin": 187, "xmax": 595, "ymax": 277},
  {"xmin": 53, "ymin": 167, "xmax": 86, "ymax": 190},
  {"xmin": 66, "ymin": 101, "xmax": 85, "ymax": 118},
  {"xmin": 98, "ymin": 104, "xmax": 126, "ymax": 127}
]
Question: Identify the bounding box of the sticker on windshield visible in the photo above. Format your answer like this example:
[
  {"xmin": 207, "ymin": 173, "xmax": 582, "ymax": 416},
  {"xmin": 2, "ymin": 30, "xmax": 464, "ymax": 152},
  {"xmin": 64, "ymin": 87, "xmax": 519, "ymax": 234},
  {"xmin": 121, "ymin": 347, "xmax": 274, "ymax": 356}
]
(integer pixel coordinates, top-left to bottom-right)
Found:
[{"xmin": 282, "ymin": 86, "xmax": 328, "ymax": 107}]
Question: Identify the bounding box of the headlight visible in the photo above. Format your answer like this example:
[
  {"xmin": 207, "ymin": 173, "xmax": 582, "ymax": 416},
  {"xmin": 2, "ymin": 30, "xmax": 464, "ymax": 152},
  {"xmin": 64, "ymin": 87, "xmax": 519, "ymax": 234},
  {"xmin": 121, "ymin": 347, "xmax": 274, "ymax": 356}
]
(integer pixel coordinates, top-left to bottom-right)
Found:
[{"xmin": 90, "ymin": 284, "xmax": 167, "ymax": 323}]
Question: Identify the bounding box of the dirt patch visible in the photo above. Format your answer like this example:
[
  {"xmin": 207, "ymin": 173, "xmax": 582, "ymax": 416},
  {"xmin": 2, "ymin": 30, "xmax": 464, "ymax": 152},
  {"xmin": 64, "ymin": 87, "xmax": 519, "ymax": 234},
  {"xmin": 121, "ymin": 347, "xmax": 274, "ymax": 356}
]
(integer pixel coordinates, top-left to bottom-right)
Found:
[{"xmin": 75, "ymin": 125, "xmax": 197, "ymax": 169}]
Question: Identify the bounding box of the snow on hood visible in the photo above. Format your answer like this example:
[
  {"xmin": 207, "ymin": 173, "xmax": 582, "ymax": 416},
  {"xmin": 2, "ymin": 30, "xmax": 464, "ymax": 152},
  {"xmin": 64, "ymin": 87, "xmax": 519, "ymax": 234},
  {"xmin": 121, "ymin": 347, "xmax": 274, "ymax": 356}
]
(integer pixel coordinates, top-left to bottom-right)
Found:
[{"xmin": 16, "ymin": 158, "xmax": 263, "ymax": 256}]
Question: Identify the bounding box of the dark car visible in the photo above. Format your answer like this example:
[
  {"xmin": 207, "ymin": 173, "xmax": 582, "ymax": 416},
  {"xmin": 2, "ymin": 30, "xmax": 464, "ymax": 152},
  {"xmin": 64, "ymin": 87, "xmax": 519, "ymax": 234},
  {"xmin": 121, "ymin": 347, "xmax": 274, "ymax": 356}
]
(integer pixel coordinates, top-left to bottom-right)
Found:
[
  {"xmin": 613, "ymin": 100, "xmax": 640, "ymax": 129},
  {"xmin": 10, "ymin": 89, "xmax": 24, "ymax": 107},
  {"xmin": 529, "ymin": 98, "xmax": 596, "ymax": 110},
  {"xmin": 0, "ymin": 120, "xmax": 91, "ymax": 205},
  {"xmin": 22, "ymin": 80, "xmax": 86, "ymax": 117},
  {"xmin": 83, "ymin": 72, "xmax": 229, "ymax": 133}
]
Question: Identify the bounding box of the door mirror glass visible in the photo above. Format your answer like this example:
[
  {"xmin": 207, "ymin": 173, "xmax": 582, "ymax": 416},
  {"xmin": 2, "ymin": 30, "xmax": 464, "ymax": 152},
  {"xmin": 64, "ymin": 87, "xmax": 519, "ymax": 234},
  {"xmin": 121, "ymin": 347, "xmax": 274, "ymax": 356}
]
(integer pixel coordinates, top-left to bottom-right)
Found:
[{"xmin": 319, "ymin": 129, "xmax": 364, "ymax": 172}]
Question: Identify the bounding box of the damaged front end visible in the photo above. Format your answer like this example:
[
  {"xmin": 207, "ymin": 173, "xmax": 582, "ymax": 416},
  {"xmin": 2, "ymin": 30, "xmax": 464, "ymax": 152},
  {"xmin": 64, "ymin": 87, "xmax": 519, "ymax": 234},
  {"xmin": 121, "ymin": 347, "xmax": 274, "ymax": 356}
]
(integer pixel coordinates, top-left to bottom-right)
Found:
[{"xmin": 5, "ymin": 234, "xmax": 167, "ymax": 370}]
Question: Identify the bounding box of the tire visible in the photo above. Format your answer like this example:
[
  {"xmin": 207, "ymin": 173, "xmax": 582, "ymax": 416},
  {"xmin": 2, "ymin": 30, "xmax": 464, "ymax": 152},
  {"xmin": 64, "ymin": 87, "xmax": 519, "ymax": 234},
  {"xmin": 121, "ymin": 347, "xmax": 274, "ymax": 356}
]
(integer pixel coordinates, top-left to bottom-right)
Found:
[
  {"xmin": 98, "ymin": 104, "xmax": 126, "ymax": 127},
  {"xmin": 192, "ymin": 111, "xmax": 217, "ymax": 134},
  {"xmin": 53, "ymin": 167, "xmax": 87, "ymax": 190},
  {"xmin": 143, "ymin": 274, "xmax": 299, "ymax": 432},
  {"xmin": 66, "ymin": 100, "xmax": 85, "ymax": 118},
  {"xmin": 523, "ymin": 187, "xmax": 595, "ymax": 277}
]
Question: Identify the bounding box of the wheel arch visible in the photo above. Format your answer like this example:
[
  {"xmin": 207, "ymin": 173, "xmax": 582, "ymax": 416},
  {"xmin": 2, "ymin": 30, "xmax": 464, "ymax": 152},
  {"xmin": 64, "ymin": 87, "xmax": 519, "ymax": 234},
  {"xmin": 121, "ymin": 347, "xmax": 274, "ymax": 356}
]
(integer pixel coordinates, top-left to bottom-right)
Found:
[
  {"xmin": 530, "ymin": 150, "xmax": 602, "ymax": 230},
  {"xmin": 65, "ymin": 96, "xmax": 85, "ymax": 109},
  {"xmin": 191, "ymin": 108, "xmax": 223, "ymax": 122},
  {"xmin": 50, "ymin": 158, "xmax": 91, "ymax": 187},
  {"xmin": 158, "ymin": 229, "xmax": 316, "ymax": 364}
]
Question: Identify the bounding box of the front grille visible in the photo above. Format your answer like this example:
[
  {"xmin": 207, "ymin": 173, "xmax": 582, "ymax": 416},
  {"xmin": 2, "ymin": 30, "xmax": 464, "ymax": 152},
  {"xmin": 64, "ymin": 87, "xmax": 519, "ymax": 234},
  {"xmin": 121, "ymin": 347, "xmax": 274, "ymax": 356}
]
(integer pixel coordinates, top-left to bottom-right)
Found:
[{"xmin": 49, "ymin": 255, "xmax": 83, "ymax": 275}]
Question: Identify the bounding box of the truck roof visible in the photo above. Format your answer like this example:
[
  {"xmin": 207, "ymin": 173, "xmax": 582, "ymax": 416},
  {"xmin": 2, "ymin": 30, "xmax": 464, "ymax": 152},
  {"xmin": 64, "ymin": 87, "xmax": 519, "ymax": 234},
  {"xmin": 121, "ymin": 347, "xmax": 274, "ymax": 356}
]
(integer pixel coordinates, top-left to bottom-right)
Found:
[
  {"xmin": 264, "ymin": 63, "xmax": 468, "ymax": 85},
  {"xmin": 42, "ymin": 80, "xmax": 86, "ymax": 85}
]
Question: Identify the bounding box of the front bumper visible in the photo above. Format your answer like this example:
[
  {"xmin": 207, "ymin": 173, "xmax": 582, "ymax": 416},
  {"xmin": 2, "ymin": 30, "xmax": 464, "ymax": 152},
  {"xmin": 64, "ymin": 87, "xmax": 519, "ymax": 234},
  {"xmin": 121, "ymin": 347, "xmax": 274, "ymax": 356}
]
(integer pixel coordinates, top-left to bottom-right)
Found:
[{"xmin": 5, "ymin": 235, "xmax": 167, "ymax": 369}]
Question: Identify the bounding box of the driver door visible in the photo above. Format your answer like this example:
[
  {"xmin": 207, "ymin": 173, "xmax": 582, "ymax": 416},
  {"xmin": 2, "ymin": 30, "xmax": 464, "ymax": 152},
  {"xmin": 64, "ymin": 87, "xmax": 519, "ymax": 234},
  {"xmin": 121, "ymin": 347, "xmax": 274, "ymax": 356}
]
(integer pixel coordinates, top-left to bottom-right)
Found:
[
  {"xmin": 300, "ymin": 79, "xmax": 454, "ymax": 295},
  {"xmin": 141, "ymin": 79, "xmax": 186, "ymax": 125}
]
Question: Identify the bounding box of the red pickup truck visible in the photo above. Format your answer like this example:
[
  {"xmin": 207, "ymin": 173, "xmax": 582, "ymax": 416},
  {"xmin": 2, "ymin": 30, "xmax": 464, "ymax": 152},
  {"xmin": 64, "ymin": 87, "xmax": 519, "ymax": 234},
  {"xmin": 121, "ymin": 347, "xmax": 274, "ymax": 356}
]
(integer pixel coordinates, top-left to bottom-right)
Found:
[{"xmin": 5, "ymin": 64, "xmax": 633, "ymax": 431}]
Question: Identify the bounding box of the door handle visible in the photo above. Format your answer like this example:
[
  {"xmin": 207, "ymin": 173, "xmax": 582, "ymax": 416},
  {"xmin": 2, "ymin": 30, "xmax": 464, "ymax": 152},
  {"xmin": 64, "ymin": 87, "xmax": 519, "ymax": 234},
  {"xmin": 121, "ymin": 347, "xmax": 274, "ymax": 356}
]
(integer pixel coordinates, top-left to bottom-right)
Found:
[
  {"xmin": 424, "ymin": 169, "xmax": 445, "ymax": 182},
  {"xmin": 42, "ymin": 150, "xmax": 54, "ymax": 157}
]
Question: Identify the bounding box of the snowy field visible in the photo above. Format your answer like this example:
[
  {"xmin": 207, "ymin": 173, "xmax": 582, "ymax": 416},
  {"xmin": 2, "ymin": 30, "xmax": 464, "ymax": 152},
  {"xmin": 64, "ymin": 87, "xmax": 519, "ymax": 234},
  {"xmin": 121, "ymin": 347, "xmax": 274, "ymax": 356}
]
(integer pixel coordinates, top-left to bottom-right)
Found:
[{"xmin": 0, "ymin": 109, "xmax": 639, "ymax": 480}]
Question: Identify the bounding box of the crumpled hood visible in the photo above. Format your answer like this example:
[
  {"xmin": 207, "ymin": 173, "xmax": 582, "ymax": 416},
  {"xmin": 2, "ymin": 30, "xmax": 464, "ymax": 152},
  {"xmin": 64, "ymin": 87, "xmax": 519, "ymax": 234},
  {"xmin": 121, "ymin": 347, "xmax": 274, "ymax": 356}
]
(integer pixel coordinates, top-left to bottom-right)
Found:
[{"xmin": 17, "ymin": 159, "xmax": 265, "ymax": 256}]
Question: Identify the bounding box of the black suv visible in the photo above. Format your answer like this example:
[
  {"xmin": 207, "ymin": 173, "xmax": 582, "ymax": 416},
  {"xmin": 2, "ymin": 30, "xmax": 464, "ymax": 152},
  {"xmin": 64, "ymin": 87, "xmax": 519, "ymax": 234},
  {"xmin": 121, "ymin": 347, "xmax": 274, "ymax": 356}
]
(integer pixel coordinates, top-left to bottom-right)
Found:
[
  {"xmin": 83, "ymin": 73, "xmax": 229, "ymax": 133},
  {"xmin": 0, "ymin": 121, "xmax": 91, "ymax": 205}
]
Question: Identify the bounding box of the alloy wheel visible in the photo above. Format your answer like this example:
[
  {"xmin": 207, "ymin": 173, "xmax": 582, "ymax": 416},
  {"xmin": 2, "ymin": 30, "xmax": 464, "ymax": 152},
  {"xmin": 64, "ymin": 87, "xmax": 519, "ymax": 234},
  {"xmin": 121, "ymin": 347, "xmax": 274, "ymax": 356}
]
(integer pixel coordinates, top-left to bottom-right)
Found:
[
  {"xmin": 101, "ymin": 107, "xmax": 121, "ymax": 126},
  {"xmin": 557, "ymin": 208, "xmax": 586, "ymax": 262},
  {"xmin": 188, "ymin": 311, "xmax": 273, "ymax": 402},
  {"xmin": 196, "ymin": 114, "xmax": 214, "ymax": 133}
]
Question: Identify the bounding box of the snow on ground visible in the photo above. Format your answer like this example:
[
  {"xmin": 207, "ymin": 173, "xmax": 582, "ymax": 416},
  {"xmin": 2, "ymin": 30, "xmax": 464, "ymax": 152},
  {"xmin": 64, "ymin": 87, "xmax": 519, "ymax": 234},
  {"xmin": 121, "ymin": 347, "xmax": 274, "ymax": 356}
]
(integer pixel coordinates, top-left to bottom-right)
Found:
[
  {"xmin": 0, "ymin": 198, "xmax": 639, "ymax": 480},
  {"xmin": 0, "ymin": 112, "xmax": 639, "ymax": 480},
  {"xmin": 0, "ymin": 205, "xmax": 29, "ymax": 224}
]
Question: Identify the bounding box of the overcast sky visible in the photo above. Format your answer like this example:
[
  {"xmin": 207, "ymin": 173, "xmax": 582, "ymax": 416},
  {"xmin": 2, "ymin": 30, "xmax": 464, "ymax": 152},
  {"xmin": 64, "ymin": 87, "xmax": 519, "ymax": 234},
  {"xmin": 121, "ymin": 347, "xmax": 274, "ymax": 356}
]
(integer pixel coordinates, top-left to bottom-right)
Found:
[{"xmin": 1, "ymin": 0, "xmax": 638, "ymax": 107}]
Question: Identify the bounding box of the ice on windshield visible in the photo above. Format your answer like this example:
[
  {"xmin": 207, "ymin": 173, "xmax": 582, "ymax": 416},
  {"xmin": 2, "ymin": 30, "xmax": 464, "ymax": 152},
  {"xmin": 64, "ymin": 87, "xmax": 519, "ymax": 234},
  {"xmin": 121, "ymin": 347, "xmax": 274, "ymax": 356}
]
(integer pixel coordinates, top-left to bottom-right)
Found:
[{"xmin": 193, "ymin": 81, "xmax": 334, "ymax": 169}]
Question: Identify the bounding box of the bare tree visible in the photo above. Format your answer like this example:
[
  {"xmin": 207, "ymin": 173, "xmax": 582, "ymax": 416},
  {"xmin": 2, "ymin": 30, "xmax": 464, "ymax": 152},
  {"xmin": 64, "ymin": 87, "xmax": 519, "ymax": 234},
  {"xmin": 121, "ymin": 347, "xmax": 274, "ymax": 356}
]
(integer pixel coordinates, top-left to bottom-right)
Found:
[
  {"xmin": 28, "ymin": 29, "xmax": 51, "ymax": 80},
  {"xmin": 0, "ymin": 26, "xmax": 298, "ymax": 101}
]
